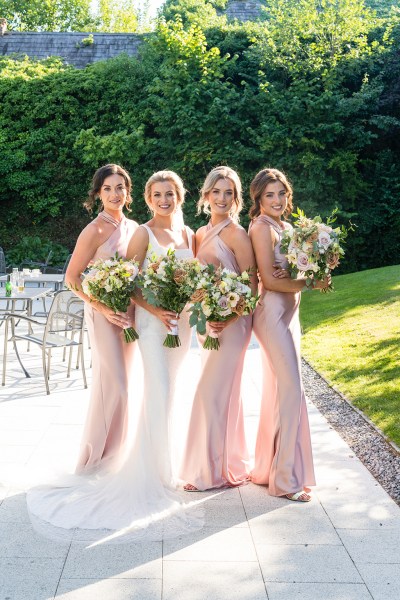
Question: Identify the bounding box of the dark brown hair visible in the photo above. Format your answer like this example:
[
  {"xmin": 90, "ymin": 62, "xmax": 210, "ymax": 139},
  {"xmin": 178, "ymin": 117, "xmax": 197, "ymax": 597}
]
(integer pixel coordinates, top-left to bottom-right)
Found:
[
  {"xmin": 84, "ymin": 164, "xmax": 133, "ymax": 213},
  {"xmin": 249, "ymin": 168, "xmax": 293, "ymax": 220}
]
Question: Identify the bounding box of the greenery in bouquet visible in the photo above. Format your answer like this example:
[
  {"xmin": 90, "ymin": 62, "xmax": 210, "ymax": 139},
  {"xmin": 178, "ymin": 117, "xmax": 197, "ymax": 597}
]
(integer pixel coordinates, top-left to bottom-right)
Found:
[
  {"xmin": 137, "ymin": 248, "xmax": 204, "ymax": 348},
  {"xmin": 280, "ymin": 208, "xmax": 351, "ymax": 292},
  {"xmin": 81, "ymin": 253, "xmax": 139, "ymax": 342},
  {"xmin": 188, "ymin": 264, "xmax": 258, "ymax": 350}
]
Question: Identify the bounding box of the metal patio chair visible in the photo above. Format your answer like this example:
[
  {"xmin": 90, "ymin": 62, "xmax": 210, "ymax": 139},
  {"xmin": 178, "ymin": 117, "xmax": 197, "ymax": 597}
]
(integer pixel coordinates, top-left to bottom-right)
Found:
[
  {"xmin": 20, "ymin": 250, "xmax": 53, "ymax": 273},
  {"xmin": 0, "ymin": 247, "xmax": 7, "ymax": 276},
  {"xmin": 2, "ymin": 289, "xmax": 87, "ymax": 395}
]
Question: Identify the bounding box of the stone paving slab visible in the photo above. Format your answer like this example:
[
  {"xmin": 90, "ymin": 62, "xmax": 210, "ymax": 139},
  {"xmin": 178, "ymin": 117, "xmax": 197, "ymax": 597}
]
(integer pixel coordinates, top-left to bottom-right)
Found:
[
  {"xmin": 55, "ymin": 578, "xmax": 162, "ymax": 600},
  {"xmin": 265, "ymin": 582, "xmax": 373, "ymax": 600},
  {"xmin": 62, "ymin": 542, "xmax": 162, "ymax": 579},
  {"xmin": 0, "ymin": 314, "xmax": 399, "ymax": 600},
  {"xmin": 162, "ymin": 561, "xmax": 266, "ymax": 600}
]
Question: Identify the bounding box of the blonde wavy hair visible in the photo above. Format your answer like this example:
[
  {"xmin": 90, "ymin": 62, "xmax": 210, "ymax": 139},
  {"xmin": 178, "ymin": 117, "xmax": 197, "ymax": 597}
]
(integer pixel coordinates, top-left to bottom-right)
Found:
[
  {"xmin": 197, "ymin": 166, "xmax": 243, "ymax": 222},
  {"xmin": 144, "ymin": 170, "xmax": 186, "ymax": 214}
]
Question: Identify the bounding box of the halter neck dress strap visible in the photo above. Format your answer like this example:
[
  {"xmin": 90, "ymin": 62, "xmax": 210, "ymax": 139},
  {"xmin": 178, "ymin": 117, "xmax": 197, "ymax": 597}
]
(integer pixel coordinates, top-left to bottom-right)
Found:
[
  {"xmin": 98, "ymin": 211, "xmax": 125, "ymax": 228},
  {"xmin": 203, "ymin": 217, "xmax": 233, "ymax": 242},
  {"xmin": 250, "ymin": 214, "xmax": 286, "ymax": 236}
]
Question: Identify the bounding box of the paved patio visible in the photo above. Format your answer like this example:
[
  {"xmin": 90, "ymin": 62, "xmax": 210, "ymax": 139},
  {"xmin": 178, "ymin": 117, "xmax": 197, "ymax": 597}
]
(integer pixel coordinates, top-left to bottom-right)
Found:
[{"xmin": 0, "ymin": 300, "xmax": 399, "ymax": 600}]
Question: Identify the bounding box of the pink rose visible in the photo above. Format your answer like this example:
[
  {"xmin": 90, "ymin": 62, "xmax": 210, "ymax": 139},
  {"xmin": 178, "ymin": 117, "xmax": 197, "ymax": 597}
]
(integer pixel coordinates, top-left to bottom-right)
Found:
[
  {"xmin": 318, "ymin": 231, "xmax": 331, "ymax": 248},
  {"xmin": 297, "ymin": 252, "xmax": 311, "ymax": 271},
  {"xmin": 218, "ymin": 296, "xmax": 229, "ymax": 309},
  {"xmin": 326, "ymin": 252, "xmax": 340, "ymax": 269}
]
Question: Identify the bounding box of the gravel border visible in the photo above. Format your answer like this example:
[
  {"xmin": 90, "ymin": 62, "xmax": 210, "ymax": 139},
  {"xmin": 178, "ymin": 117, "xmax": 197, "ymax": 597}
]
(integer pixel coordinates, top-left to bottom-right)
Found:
[{"xmin": 302, "ymin": 358, "xmax": 400, "ymax": 506}]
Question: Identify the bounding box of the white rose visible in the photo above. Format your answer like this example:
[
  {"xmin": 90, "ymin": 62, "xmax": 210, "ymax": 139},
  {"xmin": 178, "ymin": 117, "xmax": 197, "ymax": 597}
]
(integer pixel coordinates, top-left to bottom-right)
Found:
[
  {"xmin": 302, "ymin": 241, "xmax": 313, "ymax": 252},
  {"xmin": 201, "ymin": 301, "xmax": 212, "ymax": 317}
]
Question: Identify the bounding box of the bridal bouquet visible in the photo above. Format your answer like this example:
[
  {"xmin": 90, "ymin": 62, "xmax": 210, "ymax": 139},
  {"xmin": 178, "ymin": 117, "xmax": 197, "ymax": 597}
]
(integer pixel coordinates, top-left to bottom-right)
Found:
[
  {"xmin": 81, "ymin": 253, "xmax": 139, "ymax": 342},
  {"xmin": 188, "ymin": 265, "xmax": 257, "ymax": 350},
  {"xmin": 137, "ymin": 249, "xmax": 203, "ymax": 348},
  {"xmin": 280, "ymin": 208, "xmax": 349, "ymax": 292}
]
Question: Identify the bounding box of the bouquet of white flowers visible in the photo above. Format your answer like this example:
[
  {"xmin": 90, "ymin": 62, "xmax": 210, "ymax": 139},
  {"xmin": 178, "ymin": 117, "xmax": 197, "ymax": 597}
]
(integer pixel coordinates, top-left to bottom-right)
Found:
[
  {"xmin": 188, "ymin": 264, "xmax": 257, "ymax": 350},
  {"xmin": 280, "ymin": 208, "xmax": 349, "ymax": 291},
  {"xmin": 81, "ymin": 253, "xmax": 139, "ymax": 342},
  {"xmin": 137, "ymin": 249, "xmax": 203, "ymax": 348}
]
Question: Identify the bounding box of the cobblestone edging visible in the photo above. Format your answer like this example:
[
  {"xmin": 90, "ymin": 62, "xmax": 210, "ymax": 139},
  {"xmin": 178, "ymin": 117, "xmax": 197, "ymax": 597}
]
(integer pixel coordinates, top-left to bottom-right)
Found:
[{"xmin": 302, "ymin": 359, "xmax": 400, "ymax": 506}]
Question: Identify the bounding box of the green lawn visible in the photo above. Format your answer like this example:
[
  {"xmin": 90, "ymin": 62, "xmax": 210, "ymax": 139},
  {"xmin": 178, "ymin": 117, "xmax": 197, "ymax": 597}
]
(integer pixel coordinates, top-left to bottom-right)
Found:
[{"xmin": 300, "ymin": 264, "xmax": 400, "ymax": 447}]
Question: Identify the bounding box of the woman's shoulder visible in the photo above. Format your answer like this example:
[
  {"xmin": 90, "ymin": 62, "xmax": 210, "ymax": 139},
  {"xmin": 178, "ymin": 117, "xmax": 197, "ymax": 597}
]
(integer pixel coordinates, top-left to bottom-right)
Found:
[
  {"xmin": 195, "ymin": 224, "xmax": 207, "ymax": 235},
  {"xmin": 78, "ymin": 217, "xmax": 105, "ymax": 241},
  {"xmin": 195, "ymin": 224, "xmax": 207, "ymax": 241},
  {"xmin": 126, "ymin": 217, "xmax": 139, "ymax": 231},
  {"xmin": 223, "ymin": 221, "xmax": 247, "ymax": 240},
  {"xmin": 132, "ymin": 223, "xmax": 150, "ymax": 240},
  {"xmin": 249, "ymin": 217, "xmax": 277, "ymax": 240}
]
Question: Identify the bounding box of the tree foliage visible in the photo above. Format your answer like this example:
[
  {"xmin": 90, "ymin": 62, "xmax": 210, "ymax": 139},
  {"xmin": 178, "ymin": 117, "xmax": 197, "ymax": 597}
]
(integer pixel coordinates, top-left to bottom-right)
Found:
[
  {"xmin": 93, "ymin": 0, "xmax": 138, "ymax": 32},
  {"xmin": 0, "ymin": 0, "xmax": 94, "ymax": 31},
  {"xmin": 0, "ymin": 0, "xmax": 399, "ymax": 272}
]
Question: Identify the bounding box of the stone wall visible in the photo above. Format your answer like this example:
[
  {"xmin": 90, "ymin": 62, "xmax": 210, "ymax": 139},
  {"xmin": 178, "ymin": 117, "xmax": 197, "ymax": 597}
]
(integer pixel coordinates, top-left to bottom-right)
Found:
[
  {"xmin": 226, "ymin": 0, "xmax": 264, "ymax": 22},
  {"xmin": 0, "ymin": 2, "xmax": 265, "ymax": 69},
  {"xmin": 0, "ymin": 32, "xmax": 143, "ymax": 69}
]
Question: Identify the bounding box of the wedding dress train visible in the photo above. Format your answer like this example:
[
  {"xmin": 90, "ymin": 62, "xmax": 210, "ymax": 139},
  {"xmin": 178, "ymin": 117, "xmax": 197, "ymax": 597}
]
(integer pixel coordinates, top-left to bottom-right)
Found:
[{"xmin": 27, "ymin": 224, "xmax": 203, "ymax": 542}]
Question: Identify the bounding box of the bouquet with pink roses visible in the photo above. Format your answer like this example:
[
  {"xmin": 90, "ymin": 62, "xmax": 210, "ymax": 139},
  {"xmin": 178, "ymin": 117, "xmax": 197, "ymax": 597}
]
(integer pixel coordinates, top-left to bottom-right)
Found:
[
  {"xmin": 280, "ymin": 209, "xmax": 350, "ymax": 291},
  {"xmin": 188, "ymin": 264, "xmax": 257, "ymax": 350}
]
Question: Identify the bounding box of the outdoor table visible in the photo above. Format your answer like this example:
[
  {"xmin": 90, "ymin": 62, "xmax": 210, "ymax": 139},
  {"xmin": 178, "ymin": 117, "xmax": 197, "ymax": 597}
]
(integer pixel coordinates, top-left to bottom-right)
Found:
[
  {"xmin": 0, "ymin": 287, "xmax": 51, "ymax": 319},
  {"xmin": 0, "ymin": 274, "xmax": 64, "ymax": 291}
]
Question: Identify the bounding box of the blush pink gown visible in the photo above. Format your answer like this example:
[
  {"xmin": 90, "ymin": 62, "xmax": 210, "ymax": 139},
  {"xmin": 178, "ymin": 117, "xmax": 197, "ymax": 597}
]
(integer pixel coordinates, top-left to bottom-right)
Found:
[
  {"xmin": 27, "ymin": 222, "xmax": 203, "ymax": 543},
  {"xmin": 250, "ymin": 215, "xmax": 316, "ymax": 496},
  {"xmin": 75, "ymin": 211, "xmax": 138, "ymax": 473},
  {"xmin": 179, "ymin": 217, "xmax": 251, "ymax": 490}
]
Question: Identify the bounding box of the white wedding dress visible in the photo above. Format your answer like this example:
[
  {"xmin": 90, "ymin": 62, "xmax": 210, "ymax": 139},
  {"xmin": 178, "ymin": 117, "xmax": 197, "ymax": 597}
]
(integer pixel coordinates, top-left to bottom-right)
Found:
[{"xmin": 27, "ymin": 225, "xmax": 203, "ymax": 543}]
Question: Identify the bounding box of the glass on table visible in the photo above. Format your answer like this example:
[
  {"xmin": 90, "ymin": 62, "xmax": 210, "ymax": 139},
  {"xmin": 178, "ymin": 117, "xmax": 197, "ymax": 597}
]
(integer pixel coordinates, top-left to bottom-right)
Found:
[
  {"xmin": 10, "ymin": 268, "xmax": 19, "ymax": 289},
  {"xmin": 17, "ymin": 273, "xmax": 24, "ymax": 293}
]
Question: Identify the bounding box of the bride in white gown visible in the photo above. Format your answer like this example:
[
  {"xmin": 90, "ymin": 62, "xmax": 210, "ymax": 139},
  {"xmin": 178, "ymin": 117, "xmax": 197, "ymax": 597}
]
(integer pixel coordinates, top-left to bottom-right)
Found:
[{"xmin": 27, "ymin": 171, "xmax": 203, "ymax": 542}]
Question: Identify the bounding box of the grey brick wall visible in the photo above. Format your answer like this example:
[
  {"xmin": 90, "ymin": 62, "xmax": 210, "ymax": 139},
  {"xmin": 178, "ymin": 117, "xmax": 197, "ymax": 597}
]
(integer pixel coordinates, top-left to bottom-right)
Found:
[
  {"xmin": 0, "ymin": 32, "xmax": 143, "ymax": 69},
  {"xmin": 226, "ymin": 0, "xmax": 264, "ymax": 22},
  {"xmin": 0, "ymin": 3, "xmax": 265, "ymax": 68}
]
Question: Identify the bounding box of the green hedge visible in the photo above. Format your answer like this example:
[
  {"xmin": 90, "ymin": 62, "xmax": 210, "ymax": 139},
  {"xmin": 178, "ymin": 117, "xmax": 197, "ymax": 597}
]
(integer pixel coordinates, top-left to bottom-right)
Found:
[{"xmin": 0, "ymin": 1, "xmax": 399, "ymax": 272}]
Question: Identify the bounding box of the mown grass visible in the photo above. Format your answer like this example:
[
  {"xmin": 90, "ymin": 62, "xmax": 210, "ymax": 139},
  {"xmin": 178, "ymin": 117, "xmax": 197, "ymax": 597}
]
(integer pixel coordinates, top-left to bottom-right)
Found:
[{"xmin": 300, "ymin": 264, "xmax": 400, "ymax": 447}]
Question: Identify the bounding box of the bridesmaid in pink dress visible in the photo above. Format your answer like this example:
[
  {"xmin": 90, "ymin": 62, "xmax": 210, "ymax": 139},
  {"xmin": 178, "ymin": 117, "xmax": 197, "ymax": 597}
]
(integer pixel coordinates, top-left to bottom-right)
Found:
[
  {"xmin": 248, "ymin": 168, "xmax": 329, "ymax": 502},
  {"xmin": 180, "ymin": 166, "xmax": 258, "ymax": 491},
  {"xmin": 65, "ymin": 164, "xmax": 138, "ymax": 473}
]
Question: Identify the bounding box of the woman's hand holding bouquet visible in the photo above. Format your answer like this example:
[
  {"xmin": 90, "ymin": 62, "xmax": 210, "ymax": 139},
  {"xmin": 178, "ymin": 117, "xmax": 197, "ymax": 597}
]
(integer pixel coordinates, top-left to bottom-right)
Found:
[
  {"xmin": 280, "ymin": 208, "xmax": 351, "ymax": 292},
  {"xmin": 137, "ymin": 249, "xmax": 203, "ymax": 348},
  {"xmin": 189, "ymin": 264, "xmax": 258, "ymax": 350},
  {"xmin": 81, "ymin": 253, "xmax": 139, "ymax": 342}
]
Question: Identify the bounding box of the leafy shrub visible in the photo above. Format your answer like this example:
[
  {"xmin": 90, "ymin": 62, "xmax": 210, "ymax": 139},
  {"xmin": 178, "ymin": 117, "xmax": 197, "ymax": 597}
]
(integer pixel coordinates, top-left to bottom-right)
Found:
[
  {"xmin": 7, "ymin": 236, "xmax": 69, "ymax": 269},
  {"xmin": 0, "ymin": 2, "xmax": 399, "ymax": 272}
]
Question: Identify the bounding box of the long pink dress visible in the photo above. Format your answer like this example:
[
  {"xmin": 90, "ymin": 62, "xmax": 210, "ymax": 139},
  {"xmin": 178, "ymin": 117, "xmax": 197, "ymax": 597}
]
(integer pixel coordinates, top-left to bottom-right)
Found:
[
  {"xmin": 250, "ymin": 215, "xmax": 316, "ymax": 496},
  {"xmin": 75, "ymin": 211, "xmax": 138, "ymax": 473},
  {"xmin": 27, "ymin": 221, "xmax": 204, "ymax": 543},
  {"xmin": 179, "ymin": 217, "xmax": 251, "ymax": 490}
]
